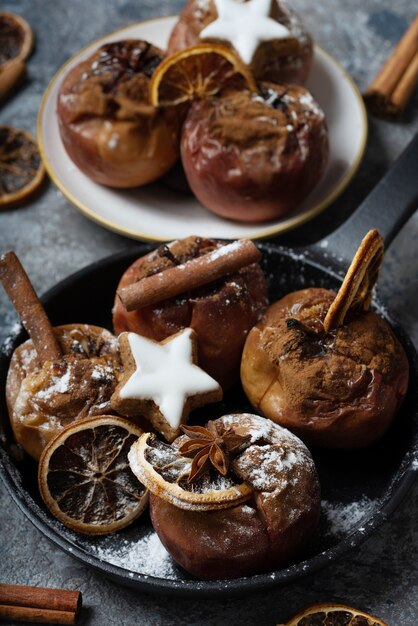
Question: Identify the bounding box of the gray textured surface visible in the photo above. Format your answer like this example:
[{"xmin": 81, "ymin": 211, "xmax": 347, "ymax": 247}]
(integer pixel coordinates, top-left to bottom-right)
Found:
[{"xmin": 1, "ymin": 0, "xmax": 418, "ymax": 624}]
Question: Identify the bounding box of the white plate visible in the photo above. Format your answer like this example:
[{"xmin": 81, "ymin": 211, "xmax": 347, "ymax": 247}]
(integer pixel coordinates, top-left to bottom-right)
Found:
[{"xmin": 37, "ymin": 15, "xmax": 368, "ymax": 242}]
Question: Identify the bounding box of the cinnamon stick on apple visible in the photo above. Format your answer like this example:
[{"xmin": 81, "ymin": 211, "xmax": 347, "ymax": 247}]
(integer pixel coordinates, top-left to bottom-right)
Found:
[
  {"xmin": 0, "ymin": 251, "xmax": 62, "ymax": 363},
  {"xmin": 117, "ymin": 239, "xmax": 262, "ymax": 311},
  {"xmin": 323, "ymin": 229, "xmax": 384, "ymax": 332}
]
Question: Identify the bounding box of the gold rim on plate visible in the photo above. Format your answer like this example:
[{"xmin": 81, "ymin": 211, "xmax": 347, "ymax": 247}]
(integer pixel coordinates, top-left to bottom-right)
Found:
[{"xmin": 37, "ymin": 15, "xmax": 368, "ymax": 243}]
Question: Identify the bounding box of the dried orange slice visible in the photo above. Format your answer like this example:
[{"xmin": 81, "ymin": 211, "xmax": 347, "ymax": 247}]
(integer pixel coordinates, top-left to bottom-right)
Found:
[
  {"xmin": 38, "ymin": 416, "xmax": 149, "ymax": 535},
  {"xmin": 0, "ymin": 12, "xmax": 33, "ymax": 66},
  {"xmin": 0, "ymin": 13, "xmax": 33, "ymax": 100},
  {"xmin": 128, "ymin": 432, "xmax": 252, "ymax": 511},
  {"xmin": 285, "ymin": 603, "xmax": 387, "ymax": 626},
  {"xmin": 149, "ymin": 43, "xmax": 257, "ymax": 107},
  {"xmin": 0, "ymin": 126, "xmax": 45, "ymax": 208}
]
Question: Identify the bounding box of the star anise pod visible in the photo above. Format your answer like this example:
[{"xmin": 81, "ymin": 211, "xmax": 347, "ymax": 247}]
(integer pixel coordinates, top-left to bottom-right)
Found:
[{"xmin": 179, "ymin": 422, "xmax": 251, "ymax": 483}]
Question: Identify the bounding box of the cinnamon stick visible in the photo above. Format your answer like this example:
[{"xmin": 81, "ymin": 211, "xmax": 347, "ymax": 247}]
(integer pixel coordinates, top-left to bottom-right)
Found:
[
  {"xmin": 0, "ymin": 605, "xmax": 77, "ymax": 624},
  {"xmin": 118, "ymin": 239, "xmax": 261, "ymax": 312},
  {"xmin": 390, "ymin": 49, "xmax": 418, "ymax": 112},
  {"xmin": 0, "ymin": 251, "xmax": 62, "ymax": 363},
  {"xmin": 0, "ymin": 584, "xmax": 81, "ymax": 624},
  {"xmin": 323, "ymin": 229, "xmax": 384, "ymax": 333},
  {"xmin": 364, "ymin": 15, "xmax": 418, "ymax": 117}
]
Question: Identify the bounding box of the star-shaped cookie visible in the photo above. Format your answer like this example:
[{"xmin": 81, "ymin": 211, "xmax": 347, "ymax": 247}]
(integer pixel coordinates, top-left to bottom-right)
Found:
[
  {"xmin": 200, "ymin": 0, "xmax": 291, "ymax": 64},
  {"xmin": 111, "ymin": 329, "xmax": 223, "ymax": 441}
]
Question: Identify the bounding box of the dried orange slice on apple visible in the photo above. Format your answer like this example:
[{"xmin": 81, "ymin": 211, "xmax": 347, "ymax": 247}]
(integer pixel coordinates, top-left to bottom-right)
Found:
[
  {"xmin": 38, "ymin": 416, "xmax": 149, "ymax": 535},
  {"xmin": 128, "ymin": 432, "xmax": 252, "ymax": 511},
  {"xmin": 0, "ymin": 126, "xmax": 45, "ymax": 208},
  {"xmin": 149, "ymin": 43, "xmax": 257, "ymax": 107},
  {"xmin": 284, "ymin": 603, "xmax": 388, "ymax": 626}
]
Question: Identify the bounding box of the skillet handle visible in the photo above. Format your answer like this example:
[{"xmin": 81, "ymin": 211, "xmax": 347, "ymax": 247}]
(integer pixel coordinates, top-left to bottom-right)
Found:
[{"xmin": 316, "ymin": 132, "xmax": 418, "ymax": 269}]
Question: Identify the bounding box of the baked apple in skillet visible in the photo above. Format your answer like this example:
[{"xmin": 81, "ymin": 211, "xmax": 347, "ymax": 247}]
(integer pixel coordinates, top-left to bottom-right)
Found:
[
  {"xmin": 129, "ymin": 413, "xmax": 320, "ymax": 579},
  {"xmin": 241, "ymin": 230, "xmax": 409, "ymax": 448},
  {"xmin": 113, "ymin": 237, "xmax": 268, "ymax": 389}
]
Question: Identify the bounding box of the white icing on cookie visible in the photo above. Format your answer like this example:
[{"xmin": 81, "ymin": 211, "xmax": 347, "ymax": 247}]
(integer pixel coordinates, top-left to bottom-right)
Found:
[
  {"xmin": 200, "ymin": 0, "xmax": 290, "ymax": 64},
  {"xmin": 120, "ymin": 329, "xmax": 220, "ymax": 429}
]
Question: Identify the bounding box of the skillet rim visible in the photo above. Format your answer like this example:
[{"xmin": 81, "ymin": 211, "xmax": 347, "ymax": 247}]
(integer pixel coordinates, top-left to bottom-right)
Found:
[{"xmin": 0, "ymin": 243, "xmax": 417, "ymax": 598}]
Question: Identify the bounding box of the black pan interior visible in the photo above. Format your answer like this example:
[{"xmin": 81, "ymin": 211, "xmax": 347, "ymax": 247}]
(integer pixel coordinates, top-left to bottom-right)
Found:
[{"xmin": 1, "ymin": 243, "xmax": 417, "ymax": 598}]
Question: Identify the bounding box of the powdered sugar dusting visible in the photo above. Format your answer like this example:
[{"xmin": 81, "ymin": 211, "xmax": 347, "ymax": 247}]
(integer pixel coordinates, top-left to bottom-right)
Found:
[
  {"xmin": 221, "ymin": 412, "xmax": 307, "ymax": 449},
  {"xmin": 89, "ymin": 532, "xmax": 177, "ymax": 579},
  {"xmin": 91, "ymin": 364, "xmax": 115, "ymax": 381},
  {"xmin": 235, "ymin": 445, "xmax": 301, "ymax": 491},
  {"xmin": 322, "ymin": 496, "xmax": 378, "ymax": 537},
  {"xmin": 221, "ymin": 412, "xmax": 272, "ymax": 442},
  {"xmin": 37, "ymin": 369, "xmax": 71, "ymax": 398},
  {"xmin": 1, "ymin": 322, "xmax": 24, "ymax": 358},
  {"xmin": 220, "ymin": 414, "xmax": 316, "ymax": 521},
  {"xmin": 299, "ymin": 92, "xmax": 325, "ymax": 118},
  {"xmin": 20, "ymin": 347, "xmax": 39, "ymax": 371},
  {"xmin": 208, "ymin": 240, "xmax": 244, "ymax": 261}
]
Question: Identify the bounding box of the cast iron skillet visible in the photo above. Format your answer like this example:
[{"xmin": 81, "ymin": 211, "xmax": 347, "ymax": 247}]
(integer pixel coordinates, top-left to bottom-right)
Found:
[{"xmin": 1, "ymin": 135, "xmax": 418, "ymax": 598}]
